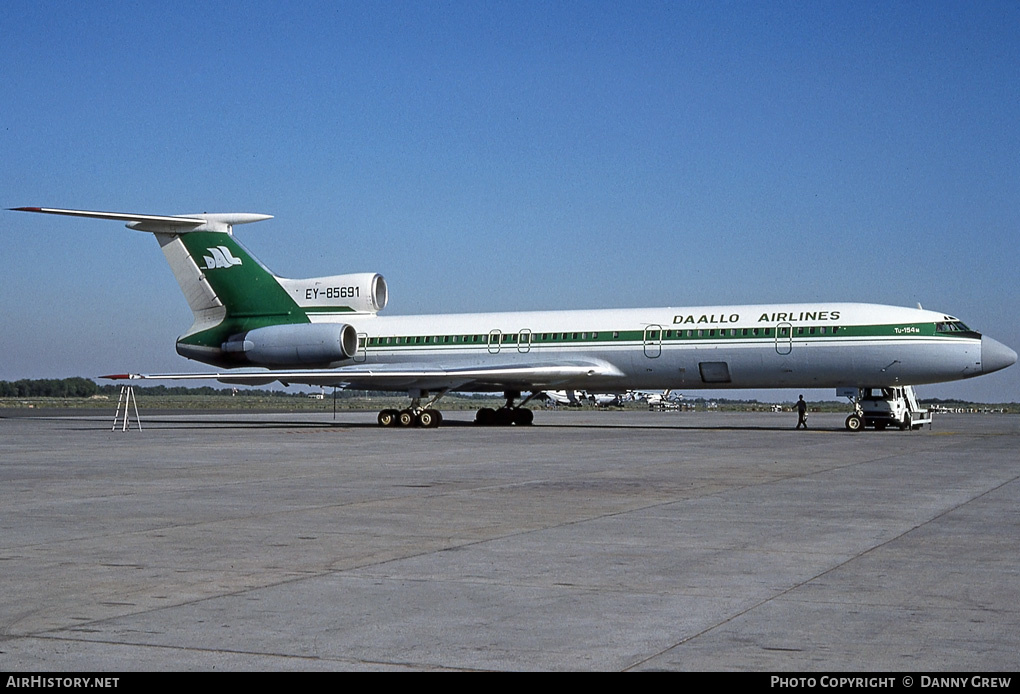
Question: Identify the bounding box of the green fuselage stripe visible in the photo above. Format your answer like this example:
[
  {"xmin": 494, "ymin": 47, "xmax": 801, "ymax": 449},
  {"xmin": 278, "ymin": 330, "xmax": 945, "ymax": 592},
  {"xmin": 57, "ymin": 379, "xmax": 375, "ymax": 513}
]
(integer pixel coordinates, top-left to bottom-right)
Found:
[{"xmin": 363, "ymin": 323, "xmax": 979, "ymax": 350}]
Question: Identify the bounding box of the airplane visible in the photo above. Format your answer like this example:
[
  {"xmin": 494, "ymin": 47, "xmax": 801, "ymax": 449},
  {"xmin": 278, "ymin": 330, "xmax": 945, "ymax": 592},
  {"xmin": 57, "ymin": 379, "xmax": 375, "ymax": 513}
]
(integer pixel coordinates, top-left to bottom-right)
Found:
[
  {"xmin": 542, "ymin": 390, "xmax": 627, "ymax": 407},
  {"xmin": 588, "ymin": 392, "xmax": 627, "ymax": 408},
  {"xmin": 542, "ymin": 390, "xmax": 583, "ymax": 407},
  {"xmin": 639, "ymin": 389, "xmax": 684, "ymax": 410},
  {"xmin": 10, "ymin": 206, "xmax": 1017, "ymax": 429}
]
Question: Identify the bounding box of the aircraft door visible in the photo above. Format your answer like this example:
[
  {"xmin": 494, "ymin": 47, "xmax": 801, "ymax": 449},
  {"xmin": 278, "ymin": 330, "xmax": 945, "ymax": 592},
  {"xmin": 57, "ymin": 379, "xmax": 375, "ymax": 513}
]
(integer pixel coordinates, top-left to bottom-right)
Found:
[
  {"xmin": 775, "ymin": 322, "xmax": 792, "ymax": 355},
  {"xmin": 518, "ymin": 329, "xmax": 532, "ymax": 353},
  {"xmin": 643, "ymin": 325, "xmax": 662, "ymax": 358},
  {"xmin": 354, "ymin": 332, "xmax": 368, "ymax": 362},
  {"xmin": 488, "ymin": 329, "xmax": 502, "ymax": 354}
]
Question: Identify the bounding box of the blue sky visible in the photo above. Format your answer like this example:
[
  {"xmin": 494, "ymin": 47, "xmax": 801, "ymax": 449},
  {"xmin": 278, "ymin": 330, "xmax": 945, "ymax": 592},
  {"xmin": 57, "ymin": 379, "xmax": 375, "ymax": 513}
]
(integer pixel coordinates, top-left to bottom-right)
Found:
[{"xmin": 2, "ymin": 1, "xmax": 1017, "ymax": 401}]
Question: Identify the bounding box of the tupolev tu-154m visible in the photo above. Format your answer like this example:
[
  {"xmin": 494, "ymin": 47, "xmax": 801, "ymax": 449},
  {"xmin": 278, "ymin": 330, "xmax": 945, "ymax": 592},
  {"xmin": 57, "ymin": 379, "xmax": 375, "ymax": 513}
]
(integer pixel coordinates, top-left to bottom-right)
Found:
[{"xmin": 11, "ymin": 207, "xmax": 1016, "ymax": 429}]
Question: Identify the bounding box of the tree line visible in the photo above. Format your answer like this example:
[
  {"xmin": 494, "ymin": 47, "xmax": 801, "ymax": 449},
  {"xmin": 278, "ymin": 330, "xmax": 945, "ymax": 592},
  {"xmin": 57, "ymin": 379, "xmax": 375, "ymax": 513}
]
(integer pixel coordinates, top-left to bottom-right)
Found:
[
  {"xmin": 0, "ymin": 378, "xmax": 100, "ymax": 398},
  {"xmin": 0, "ymin": 378, "xmax": 302, "ymax": 398}
]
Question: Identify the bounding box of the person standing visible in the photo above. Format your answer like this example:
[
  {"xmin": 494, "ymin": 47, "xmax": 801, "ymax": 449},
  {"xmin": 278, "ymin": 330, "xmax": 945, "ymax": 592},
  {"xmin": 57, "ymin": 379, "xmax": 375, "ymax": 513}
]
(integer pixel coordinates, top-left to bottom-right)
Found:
[{"xmin": 796, "ymin": 395, "xmax": 808, "ymax": 429}]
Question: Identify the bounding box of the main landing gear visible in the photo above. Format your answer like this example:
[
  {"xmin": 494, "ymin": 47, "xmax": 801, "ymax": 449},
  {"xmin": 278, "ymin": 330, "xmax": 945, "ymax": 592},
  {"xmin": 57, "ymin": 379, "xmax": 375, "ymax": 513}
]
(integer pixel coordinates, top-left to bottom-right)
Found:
[
  {"xmin": 377, "ymin": 406, "xmax": 443, "ymax": 428},
  {"xmin": 377, "ymin": 389, "xmax": 447, "ymax": 428},
  {"xmin": 474, "ymin": 390, "xmax": 536, "ymax": 426},
  {"xmin": 375, "ymin": 389, "xmax": 537, "ymax": 428}
]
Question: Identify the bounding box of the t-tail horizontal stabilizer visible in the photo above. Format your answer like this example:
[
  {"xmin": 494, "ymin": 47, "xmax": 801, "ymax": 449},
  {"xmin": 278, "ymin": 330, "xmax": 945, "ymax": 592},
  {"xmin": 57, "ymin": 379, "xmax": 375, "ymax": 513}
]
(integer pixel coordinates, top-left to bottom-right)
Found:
[{"xmin": 9, "ymin": 207, "xmax": 272, "ymax": 233}]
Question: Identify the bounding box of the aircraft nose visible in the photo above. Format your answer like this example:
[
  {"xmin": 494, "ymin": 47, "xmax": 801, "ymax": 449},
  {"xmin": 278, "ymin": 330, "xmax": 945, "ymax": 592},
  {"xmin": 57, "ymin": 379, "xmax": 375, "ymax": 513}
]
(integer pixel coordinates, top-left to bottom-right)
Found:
[{"xmin": 981, "ymin": 336, "xmax": 1018, "ymax": 375}]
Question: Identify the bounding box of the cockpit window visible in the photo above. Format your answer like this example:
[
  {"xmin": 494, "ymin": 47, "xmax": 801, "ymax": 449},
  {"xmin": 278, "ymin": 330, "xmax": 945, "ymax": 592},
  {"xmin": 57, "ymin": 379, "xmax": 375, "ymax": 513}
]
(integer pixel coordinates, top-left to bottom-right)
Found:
[{"xmin": 936, "ymin": 321, "xmax": 972, "ymax": 333}]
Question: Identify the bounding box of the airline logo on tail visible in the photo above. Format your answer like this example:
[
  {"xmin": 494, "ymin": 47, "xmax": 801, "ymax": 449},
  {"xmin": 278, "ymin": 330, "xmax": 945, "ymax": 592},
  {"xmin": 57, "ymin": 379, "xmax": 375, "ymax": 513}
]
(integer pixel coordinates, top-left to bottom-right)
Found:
[{"xmin": 202, "ymin": 246, "xmax": 243, "ymax": 269}]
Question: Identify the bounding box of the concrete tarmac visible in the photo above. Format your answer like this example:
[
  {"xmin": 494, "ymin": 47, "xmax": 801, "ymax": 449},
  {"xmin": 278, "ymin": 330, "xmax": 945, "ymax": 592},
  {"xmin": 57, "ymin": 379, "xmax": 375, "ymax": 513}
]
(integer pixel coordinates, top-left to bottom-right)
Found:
[{"xmin": 1, "ymin": 409, "xmax": 1017, "ymax": 671}]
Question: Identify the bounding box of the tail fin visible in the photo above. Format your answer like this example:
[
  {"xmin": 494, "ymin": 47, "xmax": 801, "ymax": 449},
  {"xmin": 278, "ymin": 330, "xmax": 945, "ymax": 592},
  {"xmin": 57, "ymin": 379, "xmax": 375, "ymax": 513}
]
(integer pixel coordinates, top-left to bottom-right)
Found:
[
  {"xmin": 11, "ymin": 207, "xmax": 387, "ymax": 367},
  {"xmin": 11, "ymin": 207, "xmax": 289, "ymax": 330}
]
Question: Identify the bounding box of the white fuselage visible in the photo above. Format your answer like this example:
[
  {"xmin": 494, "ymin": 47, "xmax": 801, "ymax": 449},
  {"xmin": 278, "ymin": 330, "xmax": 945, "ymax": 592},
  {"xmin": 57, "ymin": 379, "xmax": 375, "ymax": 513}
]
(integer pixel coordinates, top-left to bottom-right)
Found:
[
  {"xmin": 14, "ymin": 208, "xmax": 1013, "ymax": 400},
  {"xmin": 318, "ymin": 302, "xmax": 995, "ymax": 392}
]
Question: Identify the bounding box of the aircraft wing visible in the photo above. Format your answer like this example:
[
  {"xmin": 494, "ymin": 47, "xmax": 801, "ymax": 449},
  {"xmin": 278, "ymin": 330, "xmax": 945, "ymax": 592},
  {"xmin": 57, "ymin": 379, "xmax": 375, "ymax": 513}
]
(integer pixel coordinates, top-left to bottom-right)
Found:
[{"xmin": 103, "ymin": 360, "xmax": 622, "ymax": 393}]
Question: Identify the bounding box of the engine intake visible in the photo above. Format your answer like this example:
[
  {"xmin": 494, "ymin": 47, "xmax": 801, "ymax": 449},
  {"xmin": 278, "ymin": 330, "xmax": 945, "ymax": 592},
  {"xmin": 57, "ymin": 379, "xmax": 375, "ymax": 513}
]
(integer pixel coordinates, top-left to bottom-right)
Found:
[{"xmin": 278, "ymin": 273, "xmax": 388, "ymax": 314}]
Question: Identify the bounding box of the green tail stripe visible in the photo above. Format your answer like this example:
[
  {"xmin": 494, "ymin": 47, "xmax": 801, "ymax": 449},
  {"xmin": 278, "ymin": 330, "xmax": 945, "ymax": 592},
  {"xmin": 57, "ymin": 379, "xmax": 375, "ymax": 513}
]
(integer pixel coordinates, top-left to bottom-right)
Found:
[{"xmin": 178, "ymin": 232, "xmax": 307, "ymax": 322}]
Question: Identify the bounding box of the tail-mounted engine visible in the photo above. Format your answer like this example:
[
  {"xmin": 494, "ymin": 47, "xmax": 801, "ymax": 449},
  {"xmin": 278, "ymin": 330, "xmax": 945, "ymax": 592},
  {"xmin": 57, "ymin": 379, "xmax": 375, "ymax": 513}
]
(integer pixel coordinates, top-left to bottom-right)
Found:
[
  {"xmin": 222, "ymin": 323, "xmax": 359, "ymax": 367},
  {"xmin": 277, "ymin": 273, "xmax": 388, "ymax": 314}
]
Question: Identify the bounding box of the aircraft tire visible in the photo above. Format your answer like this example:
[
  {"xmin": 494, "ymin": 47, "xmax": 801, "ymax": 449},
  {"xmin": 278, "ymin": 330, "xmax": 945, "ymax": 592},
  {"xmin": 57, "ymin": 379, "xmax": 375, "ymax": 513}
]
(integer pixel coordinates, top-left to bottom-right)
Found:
[
  {"xmin": 378, "ymin": 409, "xmax": 399, "ymax": 427},
  {"xmin": 513, "ymin": 408, "xmax": 534, "ymax": 426},
  {"xmin": 494, "ymin": 407, "xmax": 514, "ymax": 426},
  {"xmin": 417, "ymin": 410, "xmax": 441, "ymax": 428},
  {"xmin": 475, "ymin": 408, "xmax": 496, "ymax": 426},
  {"xmin": 398, "ymin": 409, "xmax": 417, "ymax": 427},
  {"xmin": 845, "ymin": 414, "xmax": 864, "ymax": 432}
]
